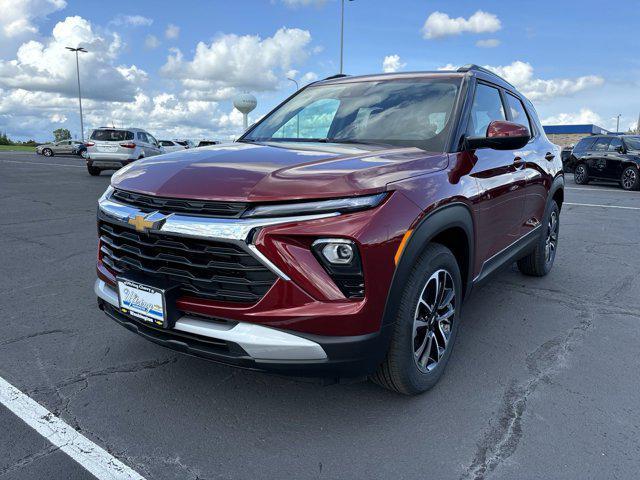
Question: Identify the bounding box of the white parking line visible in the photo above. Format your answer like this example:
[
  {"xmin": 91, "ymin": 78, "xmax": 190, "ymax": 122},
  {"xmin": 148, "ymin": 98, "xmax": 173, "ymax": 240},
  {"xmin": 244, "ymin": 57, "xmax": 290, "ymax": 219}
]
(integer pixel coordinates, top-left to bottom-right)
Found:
[
  {"xmin": 566, "ymin": 186, "xmax": 635, "ymax": 194},
  {"xmin": 0, "ymin": 375, "xmax": 145, "ymax": 480},
  {"xmin": 565, "ymin": 202, "xmax": 640, "ymax": 211},
  {"xmin": 0, "ymin": 160, "xmax": 84, "ymax": 168}
]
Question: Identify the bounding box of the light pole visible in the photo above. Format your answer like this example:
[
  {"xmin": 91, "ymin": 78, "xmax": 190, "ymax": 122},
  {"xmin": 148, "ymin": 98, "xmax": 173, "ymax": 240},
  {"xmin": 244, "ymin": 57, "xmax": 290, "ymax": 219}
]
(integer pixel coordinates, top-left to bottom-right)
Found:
[
  {"xmin": 339, "ymin": 0, "xmax": 354, "ymax": 74},
  {"xmin": 287, "ymin": 77, "xmax": 299, "ymax": 91},
  {"xmin": 615, "ymin": 114, "xmax": 621, "ymax": 133},
  {"xmin": 66, "ymin": 46, "xmax": 87, "ymax": 141}
]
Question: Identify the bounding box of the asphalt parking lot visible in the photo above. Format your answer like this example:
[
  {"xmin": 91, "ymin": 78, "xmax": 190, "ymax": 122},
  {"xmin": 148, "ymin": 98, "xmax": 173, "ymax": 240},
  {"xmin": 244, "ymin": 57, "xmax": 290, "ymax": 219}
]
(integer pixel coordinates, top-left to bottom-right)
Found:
[{"xmin": 1, "ymin": 151, "xmax": 639, "ymax": 480}]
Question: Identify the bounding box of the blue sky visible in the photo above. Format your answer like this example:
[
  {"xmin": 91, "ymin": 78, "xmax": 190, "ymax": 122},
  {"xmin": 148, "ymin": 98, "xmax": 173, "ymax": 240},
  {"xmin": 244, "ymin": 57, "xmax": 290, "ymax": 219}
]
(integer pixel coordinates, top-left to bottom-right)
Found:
[{"xmin": 1, "ymin": 0, "xmax": 638, "ymax": 141}]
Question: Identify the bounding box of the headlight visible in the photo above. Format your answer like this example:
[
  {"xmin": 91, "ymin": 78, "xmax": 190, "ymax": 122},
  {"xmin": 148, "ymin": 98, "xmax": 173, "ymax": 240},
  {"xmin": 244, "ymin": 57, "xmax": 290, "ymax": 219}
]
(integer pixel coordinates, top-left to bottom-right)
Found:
[{"xmin": 242, "ymin": 193, "xmax": 387, "ymax": 218}]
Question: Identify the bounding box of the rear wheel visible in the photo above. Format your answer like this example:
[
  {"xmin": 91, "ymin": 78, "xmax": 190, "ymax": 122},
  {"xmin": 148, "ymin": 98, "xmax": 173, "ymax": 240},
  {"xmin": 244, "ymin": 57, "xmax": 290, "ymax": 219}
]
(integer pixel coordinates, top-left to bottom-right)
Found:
[
  {"xmin": 517, "ymin": 200, "xmax": 559, "ymax": 277},
  {"xmin": 621, "ymin": 166, "xmax": 639, "ymax": 191},
  {"xmin": 87, "ymin": 165, "xmax": 101, "ymax": 176},
  {"xmin": 371, "ymin": 243, "xmax": 461, "ymax": 395},
  {"xmin": 574, "ymin": 163, "xmax": 589, "ymax": 184},
  {"xmin": 43, "ymin": 148, "xmax": 53, "ymax": 157}
]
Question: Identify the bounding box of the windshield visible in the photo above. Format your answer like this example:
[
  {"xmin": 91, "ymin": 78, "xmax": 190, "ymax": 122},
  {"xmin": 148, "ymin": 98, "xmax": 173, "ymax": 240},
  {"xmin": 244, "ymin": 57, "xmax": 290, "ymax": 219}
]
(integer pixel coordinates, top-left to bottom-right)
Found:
[
  {"xmin": 243, "ymin": 78, "xmax": 461, "ymax": 152},
  {"xmin": 90, "ymin": 129, "xmax": 134, "ymax": 141},
  {"xmin": 624, "ymin": 136, "xmax": 640, "ymax": 150}
]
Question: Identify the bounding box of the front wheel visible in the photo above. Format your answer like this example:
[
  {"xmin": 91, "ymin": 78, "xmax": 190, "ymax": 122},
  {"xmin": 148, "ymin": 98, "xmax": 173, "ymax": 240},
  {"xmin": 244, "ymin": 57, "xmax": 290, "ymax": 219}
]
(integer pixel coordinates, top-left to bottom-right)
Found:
[
  {"xmin": 371, "ymin": 243, "xmax": 462, "ymax": 395},
  {"xmin": 574, "ymin": 163, "xmax": 589, "ymax": 184},
  {"xmin": 517, "ymin": 200, "xmax": 559, "ymax": 277},
  {"xmin": 87, "ymin": 165, "xmax": 101, "ymax": 176},
  {"xmin": 621, "ymin": 166, "xmax": 640, "ymax": 191},
  {"xmin": 43, "ymin": 148, "xmax": 53, "ymax": 157}
]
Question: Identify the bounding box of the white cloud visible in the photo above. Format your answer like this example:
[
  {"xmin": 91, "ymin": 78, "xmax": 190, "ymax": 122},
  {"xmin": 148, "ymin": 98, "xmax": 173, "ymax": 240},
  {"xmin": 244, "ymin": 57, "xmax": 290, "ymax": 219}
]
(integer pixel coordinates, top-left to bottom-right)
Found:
[
  {"xmin": 542, "ymin": 109, "xmax": 603, "ymax": 126},
  {"xmin": 161, "ymin": 27, "xmax": 312, "ymax": 94},
  {"xmin": 165, "ymin": 23, "xmax": 180, "ymax": 39},
  {"xmin": 476, "ymin": 38, "xmax": 500, "ymax": 48},
  {"xmin": 145, "ymin": 34, "xmax": 160, "ymax": 49},
  {"xmin": 0, "ymin": 0, "xmax": 66, "ymax": 39},
  {"xmin": 485, "ymin": 61, "xmax": 604, "ymax": 101},
  {"xmin": 439, "ymin": 61, "xmax": 604, "ymax": 102},
  {"xmin": 281, "ymin": 0, "xmax": 327, "ymax": 7},
  {"xmin": 110, "ymin": 15, "xmax": 153, "ymax": 27},
  {"xmin": 382, "ymin": 54, "xmax": 406, "ymax": 73},
  {"xmin": 422, "ymin": 10, "xmax": 501, "ymax": 39},
  {"xmin": 0, "ymin": 16, "xmax": 145, "ymax": 102}
]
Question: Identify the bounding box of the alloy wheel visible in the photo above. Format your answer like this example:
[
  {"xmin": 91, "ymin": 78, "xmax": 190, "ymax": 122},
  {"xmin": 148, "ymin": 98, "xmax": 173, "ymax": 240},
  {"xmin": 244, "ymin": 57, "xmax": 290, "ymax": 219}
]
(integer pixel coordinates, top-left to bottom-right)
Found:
[
  {"xmin": 545, "ymin": 210, "xmax": 558, "ymax": 264},
  {"xmin": 412, "ymin": 269, "xmax": 456, "ymax": 373},
  {"xmin": 575, "ymin": 165, "xmax": 585, "ymax": 183},
  {"xmin": 622, "ymin": 168, "xmax": 637, "ymax": 190}
]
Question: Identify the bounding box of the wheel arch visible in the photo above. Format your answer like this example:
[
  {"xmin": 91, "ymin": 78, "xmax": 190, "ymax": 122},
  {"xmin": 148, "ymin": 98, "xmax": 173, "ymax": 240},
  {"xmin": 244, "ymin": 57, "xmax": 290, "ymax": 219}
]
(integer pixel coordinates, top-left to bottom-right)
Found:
[
  {"xmin": 381, "ymin": 202, "xmax": 475, "ymax": 329},
  {"xmin": 549, "ymin": 174, "xmax": 565, "ymax": 211}
]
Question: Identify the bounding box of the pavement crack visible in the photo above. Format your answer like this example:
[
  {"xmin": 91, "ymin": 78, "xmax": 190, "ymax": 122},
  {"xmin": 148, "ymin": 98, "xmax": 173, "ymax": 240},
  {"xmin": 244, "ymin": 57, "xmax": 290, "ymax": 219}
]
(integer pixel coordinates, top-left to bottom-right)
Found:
[
  {"xmin": 0, "ymin": 445, "xmax": 61, "ymax": 477},
  {"xmin": 0, "ymin": 329, "xmax": 74, "ymax": 347},
  {"xmin": 461, "ymin": 312, "xmax": 594, "ymax": 480},
  {"xmin": 28, "ymin": 357, "xmax": 178, "ymax": 396}
]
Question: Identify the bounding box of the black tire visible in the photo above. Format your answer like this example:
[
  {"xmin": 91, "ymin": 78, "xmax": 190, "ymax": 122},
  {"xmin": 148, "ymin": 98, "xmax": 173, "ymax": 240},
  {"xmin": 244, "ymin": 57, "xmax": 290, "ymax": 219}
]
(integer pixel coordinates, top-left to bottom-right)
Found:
[
  {"xmin": 43, "ymin": 148, "xmax": 53, "ymax": 157},
  {"xmin": 87, "ymin": 165, "xmax": 101, "ymax": 176},
  {"xmin": 573, "ymin": 163, "xmax": 589, "ymax": 184},
  {"xmin": 371, "ymin": 243, "xmax": 462, "ymax": 395},
  {"xmin": 517, "ymin": 200, "xmax": 560, "ymax": 277},
  {"xmin": 621, "ymin": 166, "xmax": 640, "ymax": 191}
]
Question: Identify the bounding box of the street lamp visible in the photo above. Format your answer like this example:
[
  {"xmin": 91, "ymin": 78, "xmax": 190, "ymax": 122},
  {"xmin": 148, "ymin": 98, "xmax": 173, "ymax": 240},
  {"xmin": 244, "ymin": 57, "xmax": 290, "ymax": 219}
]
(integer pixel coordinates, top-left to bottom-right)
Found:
[
  {"xmin": 339, "ymin": 0, "xmax": 354, "ymax": 74},
  {"xmin": 287, "ymin": 77, "xmax": 299, "ymax": 91},
  {"xmin": 66, "ymin": 46, "xmax": 87, "ymax": 141},
  {"xmin": 615, "ymin": 114, "xmax": 621, "ymax": 133}
]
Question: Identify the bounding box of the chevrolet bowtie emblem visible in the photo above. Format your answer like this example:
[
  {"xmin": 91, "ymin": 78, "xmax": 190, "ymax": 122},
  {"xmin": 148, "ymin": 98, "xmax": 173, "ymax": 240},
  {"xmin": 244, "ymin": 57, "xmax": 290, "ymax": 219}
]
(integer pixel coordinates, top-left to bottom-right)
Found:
[{"xmin": 127, "ymin": 213, "xmax": 165, "ymax": 233}]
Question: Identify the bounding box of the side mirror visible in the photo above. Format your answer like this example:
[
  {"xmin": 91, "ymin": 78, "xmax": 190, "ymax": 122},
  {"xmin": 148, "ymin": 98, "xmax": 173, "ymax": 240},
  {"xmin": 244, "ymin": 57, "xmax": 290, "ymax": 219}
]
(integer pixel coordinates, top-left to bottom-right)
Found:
[
  {"xmin": 615, "ymin": 145, "xmax": 625, "ymax": 154},
  {"xmin": 465, "ymin": 120, "xmax": 531, "ymax": 151}
]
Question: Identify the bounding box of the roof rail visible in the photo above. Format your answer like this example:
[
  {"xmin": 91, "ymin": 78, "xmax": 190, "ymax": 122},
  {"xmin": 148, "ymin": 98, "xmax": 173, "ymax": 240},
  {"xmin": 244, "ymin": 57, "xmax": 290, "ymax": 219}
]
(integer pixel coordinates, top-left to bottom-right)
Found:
[
  {"xmin": 457, "ymin": 64, "xmax": 514, "ymax": 87},
  {"xmin": 323, "ymin": 74, "xmax": 349, "ymax": 80}
]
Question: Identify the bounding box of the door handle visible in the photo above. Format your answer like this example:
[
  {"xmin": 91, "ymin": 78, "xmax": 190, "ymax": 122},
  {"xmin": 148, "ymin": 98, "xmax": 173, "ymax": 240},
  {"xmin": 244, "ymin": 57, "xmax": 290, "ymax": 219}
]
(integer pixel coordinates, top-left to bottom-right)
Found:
[{"xmin": 544, "ymin": 152, "xmax": 555, "ymax": 161}]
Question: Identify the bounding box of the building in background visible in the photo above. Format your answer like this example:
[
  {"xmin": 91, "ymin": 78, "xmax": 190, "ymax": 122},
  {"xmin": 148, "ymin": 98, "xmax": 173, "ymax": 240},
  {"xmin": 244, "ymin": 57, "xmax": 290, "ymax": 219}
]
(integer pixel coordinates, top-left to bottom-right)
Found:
[{"xmin": 543, "ymin": 124, "xmax": 611, "ymax": 147}]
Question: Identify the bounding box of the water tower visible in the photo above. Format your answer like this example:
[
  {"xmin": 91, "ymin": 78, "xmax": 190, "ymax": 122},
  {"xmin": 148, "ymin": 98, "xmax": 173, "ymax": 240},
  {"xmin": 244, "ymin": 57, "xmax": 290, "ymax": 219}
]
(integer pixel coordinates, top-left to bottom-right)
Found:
[{"xmin": 233, "ymin": 93, "xmax": 257, "ymax": 131}]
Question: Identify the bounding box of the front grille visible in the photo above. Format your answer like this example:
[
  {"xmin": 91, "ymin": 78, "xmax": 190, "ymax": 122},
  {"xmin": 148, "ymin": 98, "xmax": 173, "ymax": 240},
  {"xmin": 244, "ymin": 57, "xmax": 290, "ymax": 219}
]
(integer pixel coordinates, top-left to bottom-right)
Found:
[
  {"xmin": 111, "ymin": 189, "xmax": 248, "ymax": 217},
  {"xmin": 99, "ymin": 220, "xmax": 277, "ymax": 303}
]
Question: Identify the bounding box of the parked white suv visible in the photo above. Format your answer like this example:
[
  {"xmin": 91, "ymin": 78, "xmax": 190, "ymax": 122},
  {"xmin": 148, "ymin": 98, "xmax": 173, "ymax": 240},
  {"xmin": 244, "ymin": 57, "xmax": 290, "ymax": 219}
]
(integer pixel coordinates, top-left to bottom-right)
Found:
[
  {"xmin": 85, "ymin": 128, "xmax": 163, "ymax": 176},
  {"xmin": 158, "ymin": 140, "xmax": 187, "ymax": 153}
]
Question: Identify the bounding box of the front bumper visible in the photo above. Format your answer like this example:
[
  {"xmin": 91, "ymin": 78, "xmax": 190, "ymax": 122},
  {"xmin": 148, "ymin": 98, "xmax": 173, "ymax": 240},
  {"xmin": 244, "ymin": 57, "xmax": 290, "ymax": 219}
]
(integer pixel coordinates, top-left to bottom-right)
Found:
[{"xmin": 95, "ymin": 187, "xmax": 422, "ymax": 376}]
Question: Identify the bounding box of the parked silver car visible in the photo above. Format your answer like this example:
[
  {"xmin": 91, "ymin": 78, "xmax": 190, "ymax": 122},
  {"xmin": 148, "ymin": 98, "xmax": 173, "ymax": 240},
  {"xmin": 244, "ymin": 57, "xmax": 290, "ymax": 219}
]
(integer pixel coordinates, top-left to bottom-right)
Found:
[
  {"xmin": 36, "ymin": 140, "xmax": 84, "ymax": 157},
  {"xmin": 85, "ymin": 128, "xmax": 163, "ymax": 176}
]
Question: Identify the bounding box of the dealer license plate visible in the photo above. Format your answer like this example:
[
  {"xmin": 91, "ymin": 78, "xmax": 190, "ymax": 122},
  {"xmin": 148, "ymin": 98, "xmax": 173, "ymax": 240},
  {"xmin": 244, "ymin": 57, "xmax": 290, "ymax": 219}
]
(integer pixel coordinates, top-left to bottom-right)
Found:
[{"xmin": 117, "ymin": 279, "xmax": 165, "ymax": 326}]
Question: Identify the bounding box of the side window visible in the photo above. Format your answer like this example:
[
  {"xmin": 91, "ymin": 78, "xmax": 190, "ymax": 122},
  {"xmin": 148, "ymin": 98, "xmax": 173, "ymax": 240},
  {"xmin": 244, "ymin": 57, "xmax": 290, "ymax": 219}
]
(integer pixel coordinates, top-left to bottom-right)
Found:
[
  {"xmin": 137, "ymin": 132, "xmax": 148, "ymax": 143},
  {"xmin": 160, "ymin": 141, "xmax": 172, "ymax": 146},
  {"xmin": 592, "ymin": 137, "xmax": 610, "ymax": 151},
  {"xmin": 274, "ymin": 98, "xmax": 339, "ymax": 139},
  {"xmin": 607, "ymin": 137, "xmax": 623, "ymax": 151},
  {"xmin": 506, "ymin": 93, "xmax": 532, "ymax": 132},
  {"xmin": 466, "ymin": 83, "xmax": 506, "ymax": 137},
  {"xmin": 574, "ymin": 137, "xmax": 596, "ymax": 152},
  {"xmin": 147, "ymin": 134, "xmax": 157, "ymax": 145}
]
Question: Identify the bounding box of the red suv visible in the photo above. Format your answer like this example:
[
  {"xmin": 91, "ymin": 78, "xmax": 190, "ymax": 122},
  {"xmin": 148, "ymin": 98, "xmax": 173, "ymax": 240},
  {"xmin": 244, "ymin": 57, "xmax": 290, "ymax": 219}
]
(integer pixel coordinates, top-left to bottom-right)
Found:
[{"xmin": 95, "ymin": 65, "xmax": 564, "ymax": 394}]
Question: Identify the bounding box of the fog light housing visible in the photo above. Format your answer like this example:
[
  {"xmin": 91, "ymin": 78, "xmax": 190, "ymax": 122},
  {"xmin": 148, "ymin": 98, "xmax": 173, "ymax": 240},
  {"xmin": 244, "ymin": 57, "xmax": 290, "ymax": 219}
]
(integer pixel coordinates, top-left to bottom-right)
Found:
[{"xmin": 312, "ymin": 238, "xmax": 365, "ymax": 298}]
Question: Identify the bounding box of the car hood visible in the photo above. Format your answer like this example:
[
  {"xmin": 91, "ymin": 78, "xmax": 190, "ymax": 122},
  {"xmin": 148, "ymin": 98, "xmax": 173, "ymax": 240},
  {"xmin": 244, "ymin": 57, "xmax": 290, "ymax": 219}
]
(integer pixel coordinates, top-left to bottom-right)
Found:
[{"xmin": 111, "ymin": 141, "xmax": 448, "ymax": 202}]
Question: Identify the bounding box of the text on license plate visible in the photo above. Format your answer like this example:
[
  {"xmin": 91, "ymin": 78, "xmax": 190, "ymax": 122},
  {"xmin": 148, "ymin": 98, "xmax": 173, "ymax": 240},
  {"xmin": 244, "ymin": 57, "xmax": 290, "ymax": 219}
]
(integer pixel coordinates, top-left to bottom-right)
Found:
[{"xmin": 117, "ymin": 279, "xmax": 165, "ymax": 326}]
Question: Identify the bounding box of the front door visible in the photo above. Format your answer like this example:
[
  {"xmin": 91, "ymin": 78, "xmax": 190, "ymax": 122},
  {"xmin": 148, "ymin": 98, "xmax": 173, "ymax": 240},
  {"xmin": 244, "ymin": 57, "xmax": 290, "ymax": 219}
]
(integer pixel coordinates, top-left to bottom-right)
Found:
[{"xmin": 466, "ymin": 82, "xmax": 526, "ymax": 262}]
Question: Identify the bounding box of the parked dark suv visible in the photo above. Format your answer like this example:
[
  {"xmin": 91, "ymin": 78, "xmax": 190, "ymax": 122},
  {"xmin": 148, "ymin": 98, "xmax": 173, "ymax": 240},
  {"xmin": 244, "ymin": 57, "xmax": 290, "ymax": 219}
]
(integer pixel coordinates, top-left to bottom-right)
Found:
[
  {"xmin": 571, "ymin": 135, "xmax": 640, "ymax": 190},
  {"xmin": 94, "ymin": 65, "xmax": 564, "ymax": 394}
]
